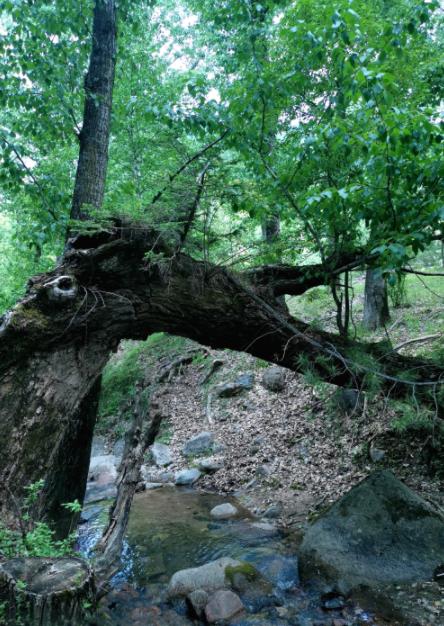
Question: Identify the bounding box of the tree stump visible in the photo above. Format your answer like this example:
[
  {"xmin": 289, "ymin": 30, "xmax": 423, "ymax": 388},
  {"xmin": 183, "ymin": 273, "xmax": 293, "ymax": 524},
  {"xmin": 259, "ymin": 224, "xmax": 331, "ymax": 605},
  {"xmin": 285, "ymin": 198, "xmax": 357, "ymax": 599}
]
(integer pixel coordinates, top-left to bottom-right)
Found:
[{"xmin": 0, "ymin": 557, "xmax": 96, "ymax": 625}]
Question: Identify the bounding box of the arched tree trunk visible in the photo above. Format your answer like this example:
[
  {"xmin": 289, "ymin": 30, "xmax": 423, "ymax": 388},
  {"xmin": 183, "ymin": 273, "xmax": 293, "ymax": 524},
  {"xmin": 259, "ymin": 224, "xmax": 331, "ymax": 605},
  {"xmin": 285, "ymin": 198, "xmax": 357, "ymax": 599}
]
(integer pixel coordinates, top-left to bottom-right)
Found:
[
  {"xmin": 363, "ymin": 268, "xmax": 390, "ymax": 331},
  {"xmin": 1, "ymin": 228, "xmax": 442, "ymax": 530}
]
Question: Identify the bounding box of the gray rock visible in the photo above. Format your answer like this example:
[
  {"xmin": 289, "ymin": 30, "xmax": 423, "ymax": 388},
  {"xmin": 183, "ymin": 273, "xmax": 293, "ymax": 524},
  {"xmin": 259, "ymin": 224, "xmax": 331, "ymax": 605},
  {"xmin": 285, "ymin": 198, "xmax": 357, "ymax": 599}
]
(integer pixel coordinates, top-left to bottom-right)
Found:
[
  {"xmin": 88, "ymin": 454, "xmax": 118, "ymax": 484},
  {"xmin": 150, "ymin": 442, "xmax": 173, "ymax": 467},
  {"xmin": 140, "ymin": 466, "xmax": 174, "ymax": 483},
  {"xmin": 187, "ymin": 589, "xmax": 208, "ymax": 618},
  {"xmin": 145, "ymin": 482, "xmax": 164, "ymax": 490},
  {"xmin": 262, "ymin": 366, "xmax": 286, "ymax": 392},
  {"xmin": 335, "ymin": 388, "xmax": 364, "ymax": 415},
  {"xmin": 84, "ymin": 483, "xmax": 117, "ymax": 504},
  {"xmin": 235, "ymin": 372, "xmax": 254, "ymax": 389},
  {"xmin": 214, "ymin": 373, "xmax": 254, "ymax": 398},
  {"xmin": 182, "ymin": 431, "xmax": 214, "ymax": 457},
  {"xmin": 210, "ymin": 503, "xmax": 238, "ymax": 520},
  {"xmin": 175, "ymin": 468, "xmax": 201, "ymax": 486},
  {"xmin": 299, "ymin": 470, "xmax": 444, "ymax": 591},
  {"xmin": 205, "ymin": 589, "xmax": 244, "ymax": 623},
  {"xmin": 369, "ymin": 446, "xmax": 385, "ymax": 463},
  {"xmin": 215, "ymin": 383, "xmax": 245, "ymax": 398},
  {"xmin": 159, "ymin": 471, "xmax": 175, "ymax": 483},
  {"xmin": 86, "ymin": 454, "xmax": 119, "ymax": 503},
  {"xmin": 91, "ymin": 436, "xmax": 106, "ymax": 457},
  {"xmin": 168, "ymin": 557, "xmax": 242, "ymax": 597},
  {"xmin": 198, "ymin": 457, "xmax": 224, "ymax": 473},
  {"xmin": 263, "ymin": 502, "xmax": 283, "ymax": 519},
  {"xmin": 112, "ymin": 438, "xmax": 125, "ymax": 460}
]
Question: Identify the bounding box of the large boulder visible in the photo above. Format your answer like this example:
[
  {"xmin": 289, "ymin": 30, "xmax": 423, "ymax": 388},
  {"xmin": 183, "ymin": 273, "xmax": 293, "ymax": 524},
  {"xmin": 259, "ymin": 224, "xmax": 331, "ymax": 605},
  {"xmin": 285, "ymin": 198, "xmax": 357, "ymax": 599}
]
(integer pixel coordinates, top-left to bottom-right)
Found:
[
  {"xmin": 85, "ymin": 454, "xmax": 119, "ymax": 503},
  {"xmin": 87, "ymin": 454, "xmax": 118, "ymax": 484},
  {"xmin": 168, "ymin": 557, "xmax": 242, "ymax": 597},
  {"xmin": 174, "ymin": 468, "xmax": 201, "ymax": 486},
  {"xmin": 150, "ymin": 442, "xmax": 173, "ymax": 467},
  {"xmin": 299, "ymin": 470, "xmax": 444, "ymax": 591},
  {"xmin": 182, "ymin": 431, "xmax": 214, "ymax": 457}
]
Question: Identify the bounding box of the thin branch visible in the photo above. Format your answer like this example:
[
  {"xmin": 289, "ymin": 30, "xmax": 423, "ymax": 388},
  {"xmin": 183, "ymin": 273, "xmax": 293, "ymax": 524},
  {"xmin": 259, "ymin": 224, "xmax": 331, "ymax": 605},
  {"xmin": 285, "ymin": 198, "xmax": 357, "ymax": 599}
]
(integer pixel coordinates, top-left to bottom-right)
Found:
[
  {"xmin": 149, "ymin": 129, "xmax": 229, "ymax": 206},
  {"xmin": 402, "ymin": 268, "xmax": 444, "ymax": 277},
  {"xmin": 1, "ymin": 136, "xmax": 57, "ymax": 220},
  {"xmin": 179, "ymin": 162, "xmax": 210, "ymax": 248},
  {"xmin": 393, "ymin": 334, "xmax": 441, "ymax": 353}
]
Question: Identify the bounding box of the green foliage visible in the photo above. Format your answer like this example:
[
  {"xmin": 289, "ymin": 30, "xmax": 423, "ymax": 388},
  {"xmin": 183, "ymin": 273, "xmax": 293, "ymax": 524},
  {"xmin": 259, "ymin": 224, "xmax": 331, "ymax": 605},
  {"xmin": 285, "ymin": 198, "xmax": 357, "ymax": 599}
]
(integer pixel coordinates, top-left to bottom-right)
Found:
[
  {"xmin": 155, "ymin": 420, "xmax": 173, "ymax": 444},
  {"xmin": 0, "ymin": 481, "xmax": 80, "ymax": 559},
  {"xmin": 98, "ymin": 342, "xmax": 145, "ymax": 418},
  {"xmin": 98, "ymin": 333, "xmax": 187, "ymax": 421},
  {"xmin": 388, "ymin": 274, "xmax": 408, "ymax": 308},
  {"xmin": 391, "ymin": 401, "xmax": 436, "ymax": 433}
]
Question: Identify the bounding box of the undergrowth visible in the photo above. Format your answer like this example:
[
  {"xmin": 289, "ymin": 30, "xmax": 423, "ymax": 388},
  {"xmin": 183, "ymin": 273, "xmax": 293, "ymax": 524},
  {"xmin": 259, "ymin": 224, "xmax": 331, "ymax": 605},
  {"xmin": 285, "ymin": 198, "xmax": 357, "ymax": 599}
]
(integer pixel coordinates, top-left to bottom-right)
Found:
[
  {"xmin": 0, "ymin": 481, "xmax": 81, "ymax": 560},
  {"xmin": 98, "ymin": 333, "xmax": 187, "ymax": 423}
]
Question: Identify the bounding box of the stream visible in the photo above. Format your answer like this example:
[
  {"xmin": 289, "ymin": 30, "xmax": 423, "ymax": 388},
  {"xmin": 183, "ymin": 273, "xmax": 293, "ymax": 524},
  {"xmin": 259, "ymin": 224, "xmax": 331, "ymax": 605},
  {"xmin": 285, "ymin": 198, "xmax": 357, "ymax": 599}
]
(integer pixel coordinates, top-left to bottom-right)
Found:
[{"xmin": 78, "ymin": 485, "xmax": 381, "ymax": 626}]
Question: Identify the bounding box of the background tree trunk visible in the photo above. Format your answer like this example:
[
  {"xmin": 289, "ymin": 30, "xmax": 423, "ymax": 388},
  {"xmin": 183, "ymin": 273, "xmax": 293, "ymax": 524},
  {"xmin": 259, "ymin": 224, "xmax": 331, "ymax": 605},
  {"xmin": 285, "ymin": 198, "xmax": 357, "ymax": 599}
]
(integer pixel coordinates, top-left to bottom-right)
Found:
[
  {"xmin": 261, "ymin": 212, "xmax": 280, "ymax": 245},
  {"xmin": 0, "ymin": 0, "xmax": 118, "ymax": 529},
  {"xmin": 363, "ymin": 268, "xmax": 390, "ymax": 331},
  {"xmin": 70, "ymin": 0, "xmax": 117, "ymax": 222}
]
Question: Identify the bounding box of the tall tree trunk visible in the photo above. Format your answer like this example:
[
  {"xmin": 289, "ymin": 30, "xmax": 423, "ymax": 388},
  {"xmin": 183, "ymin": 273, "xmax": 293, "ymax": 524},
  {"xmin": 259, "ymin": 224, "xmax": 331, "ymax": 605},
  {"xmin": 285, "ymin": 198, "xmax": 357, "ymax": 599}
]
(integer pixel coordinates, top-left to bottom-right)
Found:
[
  {"xmin": 0, "ymin": 0, "xmax": 117, "ymax": 528},
  {"xmin": 363, "ymin": 268, "xmax": 390, "ymax": 331},
  {"xmin": 70, "ymin": 0, "xmax": 117, "ymax": 222}
]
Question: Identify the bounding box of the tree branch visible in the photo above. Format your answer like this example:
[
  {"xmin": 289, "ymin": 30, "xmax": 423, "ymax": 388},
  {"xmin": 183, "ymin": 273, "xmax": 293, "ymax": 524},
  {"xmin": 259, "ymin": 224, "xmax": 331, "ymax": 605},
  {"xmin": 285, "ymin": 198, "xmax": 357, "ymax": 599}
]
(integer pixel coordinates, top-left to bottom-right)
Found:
[{"xmin": 149, "ymin": 130, "xmax": 229, "ymax": 206}]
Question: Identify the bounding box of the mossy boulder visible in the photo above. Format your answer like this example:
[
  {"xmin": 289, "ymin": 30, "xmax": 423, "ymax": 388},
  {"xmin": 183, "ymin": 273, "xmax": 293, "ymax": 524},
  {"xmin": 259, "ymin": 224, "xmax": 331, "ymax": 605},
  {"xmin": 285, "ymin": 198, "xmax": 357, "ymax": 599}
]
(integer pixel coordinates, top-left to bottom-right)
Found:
[{"xmin": 299, "ymin": 470, "xmax": 444, "ymax": 592}]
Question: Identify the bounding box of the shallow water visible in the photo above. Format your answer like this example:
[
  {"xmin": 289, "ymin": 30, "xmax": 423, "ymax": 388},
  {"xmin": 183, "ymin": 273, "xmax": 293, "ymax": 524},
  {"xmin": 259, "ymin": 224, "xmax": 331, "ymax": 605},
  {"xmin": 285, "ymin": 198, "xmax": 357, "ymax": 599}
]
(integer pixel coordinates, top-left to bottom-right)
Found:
[
  {"xmin": 126, "ymin": 487, "xmax": 287, "ymax": 585},
  {"xmin": 79, "ymin": 487, "xmax": 380, "ymax": 625}
]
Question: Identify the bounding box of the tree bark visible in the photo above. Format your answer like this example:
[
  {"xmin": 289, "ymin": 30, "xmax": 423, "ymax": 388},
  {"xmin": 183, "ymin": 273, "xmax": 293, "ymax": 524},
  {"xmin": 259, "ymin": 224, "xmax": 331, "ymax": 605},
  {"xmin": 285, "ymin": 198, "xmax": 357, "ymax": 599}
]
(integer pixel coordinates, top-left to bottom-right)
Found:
[
  {"xmin": 70, "ymin": 0, "xmax": 117, "ymax": 222},
  {"xmin": 0, "ymin": 557, "xmax": 95, "ymax": 626},
  {"xmin": 95, "ymin": 388, "xmax": 163, "ymax": 579},
  {"xmin": 262, "ymin": 212, "xmax": 280, "ymax": 244},
  {"xmin": 363, "ymin": 268, "xmax": 390, "ymax": 331},
  {"xmin": 0, "ymin": 341, "xmax": 111, "ymax": 530}
]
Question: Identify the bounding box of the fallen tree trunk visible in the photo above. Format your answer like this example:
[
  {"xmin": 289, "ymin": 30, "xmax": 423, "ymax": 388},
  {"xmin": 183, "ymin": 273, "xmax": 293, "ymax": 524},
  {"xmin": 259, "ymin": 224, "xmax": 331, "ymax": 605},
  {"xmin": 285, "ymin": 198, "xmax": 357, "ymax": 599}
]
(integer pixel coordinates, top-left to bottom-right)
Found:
[
  {"xmin": 95, "ymin": 388, "xmax": 163, "ymax": 579},
  {"xmin": 0, "ymin": 226, "xmax": 442, "ymax": 525}
]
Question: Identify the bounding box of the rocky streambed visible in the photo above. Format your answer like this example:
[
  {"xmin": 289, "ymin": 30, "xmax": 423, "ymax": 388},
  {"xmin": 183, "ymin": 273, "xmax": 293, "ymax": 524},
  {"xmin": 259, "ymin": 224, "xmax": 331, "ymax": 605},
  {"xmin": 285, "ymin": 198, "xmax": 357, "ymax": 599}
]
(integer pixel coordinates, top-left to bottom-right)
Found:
[
  {"xmin": 76, "ymin": 439, "xmax": 444, "ymax": 626},
  {"xmin": 79, "ymin": 486, "xmax": 379, "ymax": 626}
]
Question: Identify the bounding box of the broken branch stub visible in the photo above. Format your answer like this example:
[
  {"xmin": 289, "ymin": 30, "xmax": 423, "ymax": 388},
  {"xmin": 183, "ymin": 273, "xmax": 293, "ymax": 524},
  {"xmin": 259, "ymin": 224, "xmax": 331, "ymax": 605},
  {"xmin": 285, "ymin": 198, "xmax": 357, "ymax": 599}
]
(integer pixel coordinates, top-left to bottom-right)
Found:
[{"xmin": 43, "ymin": 275, "xmax": 78, "ymax": 303}]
